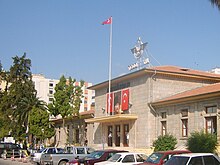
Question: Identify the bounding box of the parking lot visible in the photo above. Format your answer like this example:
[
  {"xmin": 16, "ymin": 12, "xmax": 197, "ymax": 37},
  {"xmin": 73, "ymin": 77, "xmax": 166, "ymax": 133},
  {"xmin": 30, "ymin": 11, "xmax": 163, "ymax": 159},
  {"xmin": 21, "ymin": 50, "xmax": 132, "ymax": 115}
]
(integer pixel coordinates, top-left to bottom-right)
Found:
[{"xmin": 0, "ymin": 157, "xmax": 33, "ymax": 165}]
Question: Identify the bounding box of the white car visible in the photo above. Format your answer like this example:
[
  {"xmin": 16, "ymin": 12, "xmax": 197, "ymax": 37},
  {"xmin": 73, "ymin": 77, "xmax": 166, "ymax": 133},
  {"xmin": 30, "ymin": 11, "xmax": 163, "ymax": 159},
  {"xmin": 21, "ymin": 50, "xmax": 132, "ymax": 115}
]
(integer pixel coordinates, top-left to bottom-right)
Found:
[
  {"xmin": 164, "ymin": 153, "xmax": 220, "ymax": 165},
  {"xmin": 94, "ymin": 152, "xmax": 148, "ymax": 165}
]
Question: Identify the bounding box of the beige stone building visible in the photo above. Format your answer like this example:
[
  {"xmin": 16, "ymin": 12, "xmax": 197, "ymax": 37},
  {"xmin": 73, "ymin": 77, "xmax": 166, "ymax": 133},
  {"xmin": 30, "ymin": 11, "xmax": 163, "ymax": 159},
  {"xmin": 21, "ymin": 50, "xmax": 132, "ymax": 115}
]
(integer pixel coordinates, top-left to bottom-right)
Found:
[{"xmin": 85, "ymin": 65, "xmax": 220, "ymax": 153}]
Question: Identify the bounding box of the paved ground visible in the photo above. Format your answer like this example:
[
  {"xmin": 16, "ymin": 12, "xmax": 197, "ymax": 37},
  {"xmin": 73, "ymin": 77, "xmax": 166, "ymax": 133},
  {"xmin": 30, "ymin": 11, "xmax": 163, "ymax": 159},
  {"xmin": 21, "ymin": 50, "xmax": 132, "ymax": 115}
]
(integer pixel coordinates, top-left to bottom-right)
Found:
[{"xmin": 0, "ymin": 157, "xmax": 33, "ymax": 165}]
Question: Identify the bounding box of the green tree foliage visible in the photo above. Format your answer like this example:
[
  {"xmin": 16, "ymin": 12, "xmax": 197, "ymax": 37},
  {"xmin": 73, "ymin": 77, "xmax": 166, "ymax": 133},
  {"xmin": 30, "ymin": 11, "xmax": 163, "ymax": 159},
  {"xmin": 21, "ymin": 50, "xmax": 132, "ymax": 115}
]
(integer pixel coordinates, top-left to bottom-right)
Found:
[
  {"xmin": 48, "ymin": 75, "xmax": 84, "ymax": 144},
  {"xmin": 210, "ymin": 0, "xmax": 220, "ymax": 10},
  {"xmin": 153, "ymin": 134, "xmax": 177, "ymax": 151},
  {"xmin": 29, "ymin": 107, "xmax": 55, "ymax": 141},
  {"xmin": 186, "ymin": 131, "xmax": 218, "ymax": 153},
  {"xmin": 6, "ymin": 54, "xmax": 37, "ymax": 138},
  {"xmin": 0, "ymin": 53, "xmax": 53, "ymax": 142}
]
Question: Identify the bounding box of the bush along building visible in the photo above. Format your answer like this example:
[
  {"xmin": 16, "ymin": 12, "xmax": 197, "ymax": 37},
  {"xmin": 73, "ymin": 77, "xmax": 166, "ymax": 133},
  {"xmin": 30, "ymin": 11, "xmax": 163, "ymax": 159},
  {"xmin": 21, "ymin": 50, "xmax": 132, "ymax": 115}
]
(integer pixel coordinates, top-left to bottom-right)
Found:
[{"xmin": 85, "ymin": 65, "xmax": 220, "ymax": 153}]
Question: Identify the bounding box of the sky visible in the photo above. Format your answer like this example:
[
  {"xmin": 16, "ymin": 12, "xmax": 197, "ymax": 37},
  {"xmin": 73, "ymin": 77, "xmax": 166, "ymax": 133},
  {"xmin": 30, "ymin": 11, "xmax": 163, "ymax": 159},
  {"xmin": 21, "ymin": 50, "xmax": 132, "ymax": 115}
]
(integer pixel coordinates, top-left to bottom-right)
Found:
[{"xmin": 0, "ymin": 0, "xmax": 220, "ymax": 84}]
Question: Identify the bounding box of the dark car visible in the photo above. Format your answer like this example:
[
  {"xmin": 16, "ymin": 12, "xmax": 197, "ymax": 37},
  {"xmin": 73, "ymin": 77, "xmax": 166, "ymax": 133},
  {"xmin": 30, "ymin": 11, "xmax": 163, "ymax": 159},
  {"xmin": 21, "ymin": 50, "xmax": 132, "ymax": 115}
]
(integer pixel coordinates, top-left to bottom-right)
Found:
[
  {"xmin": 138, "ymin": 150, "xmax": 191, "ymax": 165},
  {"xmin": 66, "ymin": 149, "xmax": 128, "ymax": 165},
  {"xmin": 0, "ymin": 143, "xmax": 22, "ymax": 158}
]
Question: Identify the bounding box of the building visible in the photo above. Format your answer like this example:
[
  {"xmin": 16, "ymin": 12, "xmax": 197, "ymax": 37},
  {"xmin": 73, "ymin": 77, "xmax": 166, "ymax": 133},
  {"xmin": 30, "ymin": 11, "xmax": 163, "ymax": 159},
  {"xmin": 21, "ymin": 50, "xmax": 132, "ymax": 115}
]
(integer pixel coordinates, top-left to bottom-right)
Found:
[
  {"xmin": 32, "ymin": 74, "xmax": 59, "ymax": 104},
  {"xmin": 85, "ymin": 65, "xmax": 220, "ymax": 153}
]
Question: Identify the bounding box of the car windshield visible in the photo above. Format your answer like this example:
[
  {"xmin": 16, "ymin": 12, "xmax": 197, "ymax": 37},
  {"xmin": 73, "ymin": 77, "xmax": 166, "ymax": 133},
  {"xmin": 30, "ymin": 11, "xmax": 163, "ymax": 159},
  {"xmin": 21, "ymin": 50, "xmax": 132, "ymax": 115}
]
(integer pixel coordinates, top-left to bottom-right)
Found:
[
  {"xmin": 145, "ymin": 153, "xmax": 163, "ymax": 164},
  {"xmin": 108, "ymin": 153, "xmax": 121, "ymax": 162},
  {"xmin": 88, "ymin": 151, "xmax": 104, "ymax": 159},
  {"xmin": 165, "ymin": 156, "xmax": 189, "ymax": 165}
]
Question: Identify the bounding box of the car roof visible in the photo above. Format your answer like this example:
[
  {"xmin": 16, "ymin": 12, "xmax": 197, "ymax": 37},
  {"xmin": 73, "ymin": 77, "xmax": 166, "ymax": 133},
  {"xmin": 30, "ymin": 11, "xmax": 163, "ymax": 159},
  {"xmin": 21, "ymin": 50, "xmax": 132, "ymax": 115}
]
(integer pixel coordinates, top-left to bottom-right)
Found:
[
  {"xmin": 95, "ymin": 149, "xmax": 128, "ymax": 152},
  {"xmin": 153, "ymin": 150, "xmax": 191, "ymax": 154},
  {"xmin": 115, "ymin": 152, "xmax": 147, "ymax": 155},
  {"xmin": 174, "ymin": 153, "xmax": 215, "ymax": 157}
]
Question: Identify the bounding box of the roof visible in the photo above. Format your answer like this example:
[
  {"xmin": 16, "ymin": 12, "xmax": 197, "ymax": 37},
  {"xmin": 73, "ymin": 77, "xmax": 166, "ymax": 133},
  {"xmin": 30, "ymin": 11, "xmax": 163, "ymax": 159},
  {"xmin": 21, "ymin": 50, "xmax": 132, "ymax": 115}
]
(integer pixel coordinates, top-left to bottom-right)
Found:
[
  {"xmin": 152, "ymin": 150, "xmax": 191, "ymax": 154},
  {"xmin": 89, "ymin": 65, "xmax": 220, "ymax": 90},
  {"xmin": 151, "ymin": 83, "xmax": 220, "ymax": 106},
  {"xmin": 174, "ymin": 153, "xmax": 215, "ymax": 157}
]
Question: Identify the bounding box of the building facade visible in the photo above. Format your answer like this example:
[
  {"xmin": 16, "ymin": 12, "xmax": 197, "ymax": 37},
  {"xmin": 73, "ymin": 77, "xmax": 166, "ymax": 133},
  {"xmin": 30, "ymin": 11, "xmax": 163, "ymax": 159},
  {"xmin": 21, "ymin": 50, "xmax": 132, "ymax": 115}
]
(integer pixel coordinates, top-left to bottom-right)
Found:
[{"xmin": 86, "ymin": 66, "xmax": 220, "ymax": 153}]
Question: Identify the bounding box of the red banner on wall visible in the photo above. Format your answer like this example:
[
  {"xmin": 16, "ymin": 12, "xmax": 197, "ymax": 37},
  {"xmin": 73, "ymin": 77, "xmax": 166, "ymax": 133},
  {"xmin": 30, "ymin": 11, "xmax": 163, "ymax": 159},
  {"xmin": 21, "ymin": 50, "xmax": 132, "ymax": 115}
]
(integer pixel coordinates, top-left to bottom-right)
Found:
[{"xmin": 122, "ymin": 89, "xmax": 129, "ymax": 111}]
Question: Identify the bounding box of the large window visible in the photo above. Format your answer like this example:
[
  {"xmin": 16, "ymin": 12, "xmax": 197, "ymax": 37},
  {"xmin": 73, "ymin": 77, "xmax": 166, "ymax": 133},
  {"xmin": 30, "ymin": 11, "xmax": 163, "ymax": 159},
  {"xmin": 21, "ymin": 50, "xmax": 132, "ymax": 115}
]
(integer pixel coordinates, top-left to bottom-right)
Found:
[
  {"xmin": 206, "ymin": 117, "xmax": 217, "ymax": 134},
  {"xmin": 182, "ymin": 119, "xmax": 188, "ymax": 137},
  {"xmin": 161, "ymin": 121, "xmax": 167, "ymax": 136}
]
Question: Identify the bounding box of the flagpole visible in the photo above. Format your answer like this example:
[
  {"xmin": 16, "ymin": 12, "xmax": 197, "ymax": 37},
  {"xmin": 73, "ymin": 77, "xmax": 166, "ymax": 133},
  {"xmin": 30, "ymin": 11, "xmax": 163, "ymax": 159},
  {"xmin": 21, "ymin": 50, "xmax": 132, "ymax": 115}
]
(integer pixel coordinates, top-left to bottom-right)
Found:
[{"xmin": 108, "ymin": 16, "xmax": 112, "ymax": 116}]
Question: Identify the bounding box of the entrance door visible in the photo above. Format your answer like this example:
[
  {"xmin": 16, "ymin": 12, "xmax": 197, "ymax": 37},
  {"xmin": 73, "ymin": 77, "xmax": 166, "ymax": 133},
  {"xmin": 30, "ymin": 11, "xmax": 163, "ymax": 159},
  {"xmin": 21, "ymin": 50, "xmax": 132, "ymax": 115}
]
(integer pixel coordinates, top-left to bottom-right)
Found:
[
  {"xmin": 108, "ymin": 126, "xmax": 113, "ymax": 146},
  {"xmin": 115, "ymin": 125, "xmax": 120, "ymax": 147},
  {"xmin": 123, "ymin": 124, "xmax": 129, "ymax": 147}
]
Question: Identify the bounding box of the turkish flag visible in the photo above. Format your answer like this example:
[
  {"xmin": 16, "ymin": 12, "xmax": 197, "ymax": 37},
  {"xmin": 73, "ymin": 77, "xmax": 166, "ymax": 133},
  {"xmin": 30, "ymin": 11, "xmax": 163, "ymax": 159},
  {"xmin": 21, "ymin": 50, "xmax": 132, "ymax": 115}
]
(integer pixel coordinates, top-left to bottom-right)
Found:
[
  {"xmin": 102, "ymin": 17, "xmax": 112, "ymax": 25},
  {"xmin": 107, "ymin": 93, "xmax": 113, "ymax": 113},
  {"xmin": 122, "ymin": 89, "xmax": 129, "ymax": 111}
]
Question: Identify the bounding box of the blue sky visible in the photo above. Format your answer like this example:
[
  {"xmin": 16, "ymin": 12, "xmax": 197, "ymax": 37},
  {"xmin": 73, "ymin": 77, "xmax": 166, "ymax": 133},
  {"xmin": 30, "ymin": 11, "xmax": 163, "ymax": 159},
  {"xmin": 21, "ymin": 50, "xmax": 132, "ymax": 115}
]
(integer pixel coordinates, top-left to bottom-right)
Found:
[{"xmin": 0, "ymin": 0, "xmax": 220, "ymax": 84}]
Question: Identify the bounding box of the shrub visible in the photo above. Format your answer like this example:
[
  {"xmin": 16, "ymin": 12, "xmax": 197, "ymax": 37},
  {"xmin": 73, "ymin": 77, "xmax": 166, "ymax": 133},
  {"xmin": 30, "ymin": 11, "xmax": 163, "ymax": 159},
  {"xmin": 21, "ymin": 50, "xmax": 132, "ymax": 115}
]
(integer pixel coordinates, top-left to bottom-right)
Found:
[
  {"xmin": 186, "ymin": 131, "xmax": 217, "ymax": 153},
  {"xmin": 153, "ymin": 134, "xmax": 177, "ymax": 151}
]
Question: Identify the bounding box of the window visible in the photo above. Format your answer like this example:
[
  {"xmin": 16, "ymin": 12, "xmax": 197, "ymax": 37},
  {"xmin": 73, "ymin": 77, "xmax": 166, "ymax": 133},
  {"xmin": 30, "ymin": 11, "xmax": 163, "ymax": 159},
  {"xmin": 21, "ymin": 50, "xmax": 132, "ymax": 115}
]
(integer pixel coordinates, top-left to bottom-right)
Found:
[
  {"xmin": 122, "ymin": 154, "xmax": 135, "ymax": 163},
  {"xmin": 189, "ymin": 156, "xmax": 203, "ymax": 165},
  {"xmin": 182, "ymin": 119, "xmax": 188, "ymax": 137},
  {"xmin": 49, "ymin": 97, "xmax": 53, "ymax": 102},
  {"xmin": 161, "ymin": 112, "xmax": 167, "ymax": 119},
  {"xmin": 136, "ymin": 154, "xmax": 147, "ymax": 162},
  {"xmin": 76, "ymin": 148, "xmax": 85, "ymax": 154},
  {"xmin": 203, "ymin": 155, "xmax": 220, "ymax": 164},
  {"xmin": 49, "ymin": 83, "xmax": 53, "ymax": 87},
  {"xmin": 161, "ymin": 121, "xmax": 167, "ymax": 136},
  {"xmin": 181, "ymin": 109, "xmax": 188, "ymax": 117},
  {"xmin": 49, "ymin": 90, "xmax": 53, "ymax": 94},
  {"xmin": 206, "ymin": 106, "xmax": 217, "ymax": 114},
  {"xmin": 206, "ymin": 117, "xmax": 217, "ymax": 134}
]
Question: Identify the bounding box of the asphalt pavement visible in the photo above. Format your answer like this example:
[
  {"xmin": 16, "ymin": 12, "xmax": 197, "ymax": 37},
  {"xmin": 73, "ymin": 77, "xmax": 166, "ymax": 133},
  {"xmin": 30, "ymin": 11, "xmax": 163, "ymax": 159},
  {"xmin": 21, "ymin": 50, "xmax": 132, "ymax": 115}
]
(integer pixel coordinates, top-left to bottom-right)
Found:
[{"xmin": 0, "ymin": 157, "xmax": 33, "ymax": 165}]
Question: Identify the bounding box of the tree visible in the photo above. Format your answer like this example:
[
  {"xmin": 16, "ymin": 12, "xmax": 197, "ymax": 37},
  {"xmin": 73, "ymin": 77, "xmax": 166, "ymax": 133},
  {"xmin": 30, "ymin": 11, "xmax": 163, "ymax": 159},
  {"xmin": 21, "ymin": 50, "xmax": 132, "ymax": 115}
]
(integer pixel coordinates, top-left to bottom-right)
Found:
[
  {"xmin": 210, "ymin": 0, "xmax": 220, "ymax": 10},
  {"xmin": 0, "ymin": 53, "xmax": 51, "ymax": 143},
  {"xmin": 48, "ymin": 75, "xmax": 84, "ymax": 145},
  {"xmin": 29, "ymin": 107, "xmax": 55, "ymax": 145},
  {"xmin": 6, "ymin": 53, "xmax": 37, "ymax": 139},
  {"xmin": 186, "ymin": 131, "xmax": 217, "ymax": 153},
  {"xmin": 153, "ymin": 134, "xmax": 177, "ymax": 151}
]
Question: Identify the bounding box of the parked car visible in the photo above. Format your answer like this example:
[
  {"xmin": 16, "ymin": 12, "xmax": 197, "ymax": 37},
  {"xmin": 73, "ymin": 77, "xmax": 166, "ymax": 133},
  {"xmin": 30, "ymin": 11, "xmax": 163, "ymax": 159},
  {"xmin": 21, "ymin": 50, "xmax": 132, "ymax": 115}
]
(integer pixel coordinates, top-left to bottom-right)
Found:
[
  {"xmin": 31, "ymin": 147, "xmax": 64, "ymax": 165},
  {"xmin": 41, "ymin": 146, "xmax": 95, "ymax": 165},
  {"xmin": 66, "ymin": 149, "xmax": 128, "ymax": 165},
  {"xmin": 138, "ymin": 150, "xmax": 191, "ymax": 165},
  {"xmin": 164, "ymin": 153, "xmax": 220, "ymax": 165},
  {"xmin": 0, "ymin": 142, "xmax": 22, "ymax": 158},
  {"xmin": 94, "ymin": 152, "xmax": 148, "ymax": 165}
]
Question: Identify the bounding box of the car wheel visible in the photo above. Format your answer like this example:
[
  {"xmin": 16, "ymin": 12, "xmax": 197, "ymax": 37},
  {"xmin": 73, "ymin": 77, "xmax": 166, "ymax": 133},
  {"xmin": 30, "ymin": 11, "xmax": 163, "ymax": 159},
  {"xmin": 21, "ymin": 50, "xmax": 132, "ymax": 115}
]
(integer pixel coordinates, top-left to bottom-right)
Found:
[{"xmin": 59, "ymin": 160, "xmax": 67, "ymax": 165}]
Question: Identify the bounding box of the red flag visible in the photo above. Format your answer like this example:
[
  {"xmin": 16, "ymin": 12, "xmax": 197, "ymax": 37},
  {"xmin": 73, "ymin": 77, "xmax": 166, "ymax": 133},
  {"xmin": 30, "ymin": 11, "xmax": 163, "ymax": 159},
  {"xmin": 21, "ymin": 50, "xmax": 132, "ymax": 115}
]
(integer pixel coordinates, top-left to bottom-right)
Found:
[
  {"xmin": 102, "ymin": 17, "xmax": 112, "ymax": 25},
  {"xmin": 122, "ymin": 89, "xmax": 129, "ymax": 111},
  {"xmin": 107, "ymin": 93, "xmax": 113, "ymax": 113}
]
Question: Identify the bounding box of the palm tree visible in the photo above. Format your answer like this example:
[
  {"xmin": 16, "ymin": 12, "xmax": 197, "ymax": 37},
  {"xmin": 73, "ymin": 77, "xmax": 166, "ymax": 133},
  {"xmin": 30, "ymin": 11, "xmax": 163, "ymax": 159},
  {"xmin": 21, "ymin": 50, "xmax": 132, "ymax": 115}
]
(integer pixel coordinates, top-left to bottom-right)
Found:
[
  {"xmin": 14, "ymin": 93, "xmax": 47, "ymax": 134},
  {"xmin": 210, "ymin": 0, "xmax": 220, "ymax": 10}
]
